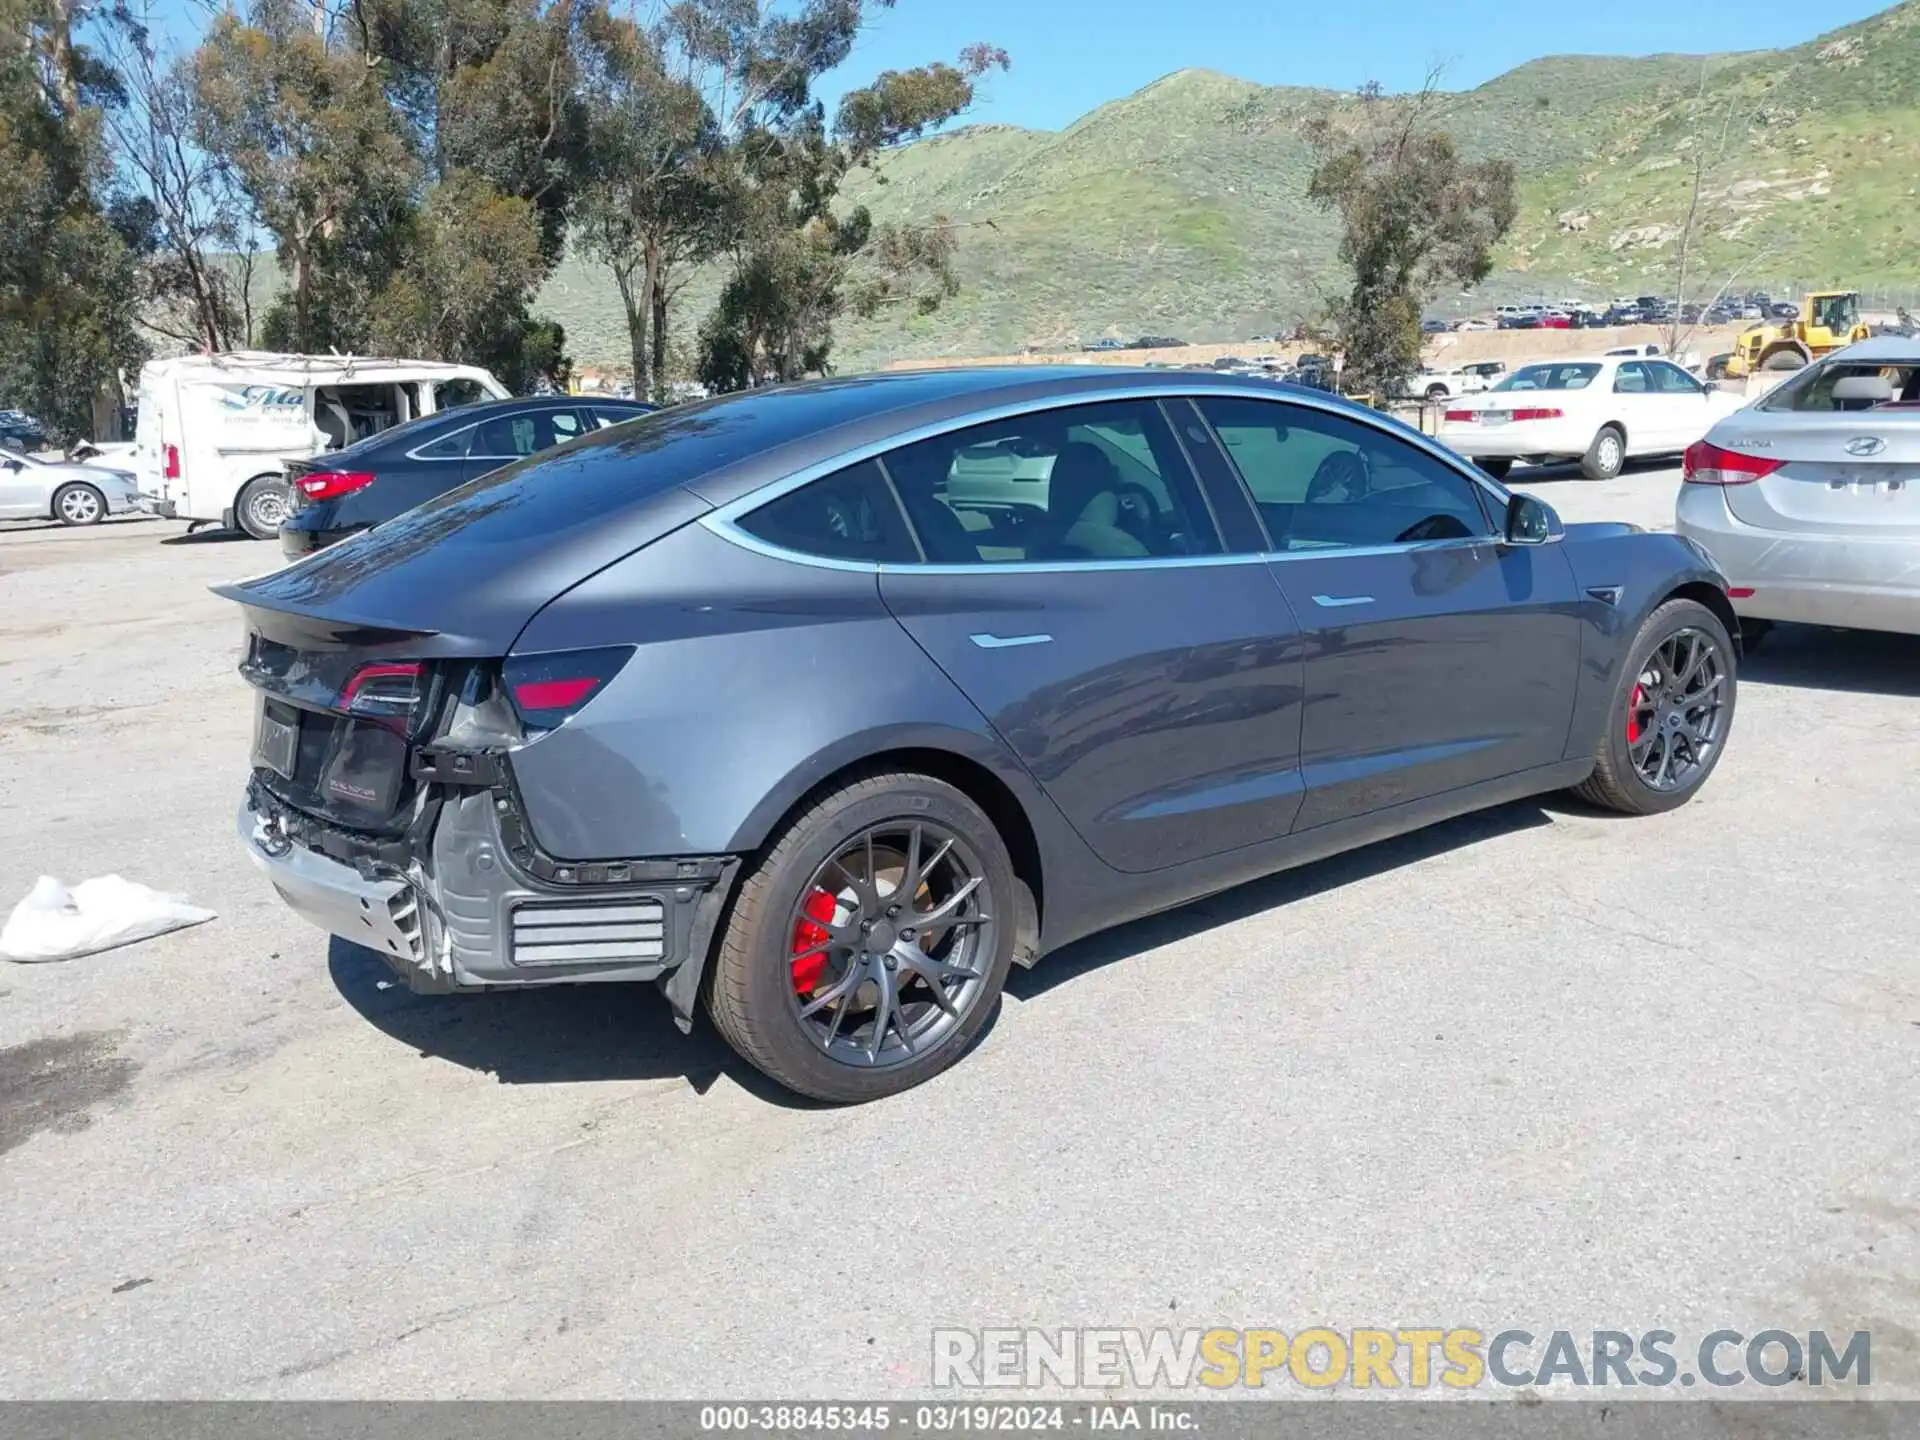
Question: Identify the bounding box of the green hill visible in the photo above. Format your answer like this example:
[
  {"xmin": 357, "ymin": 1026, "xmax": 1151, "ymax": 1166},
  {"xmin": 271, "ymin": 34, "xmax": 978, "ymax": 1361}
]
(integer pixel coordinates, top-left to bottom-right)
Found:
[{"xmin": 549, "ymin": 2, "xmax": 1920, "ymax": 369}]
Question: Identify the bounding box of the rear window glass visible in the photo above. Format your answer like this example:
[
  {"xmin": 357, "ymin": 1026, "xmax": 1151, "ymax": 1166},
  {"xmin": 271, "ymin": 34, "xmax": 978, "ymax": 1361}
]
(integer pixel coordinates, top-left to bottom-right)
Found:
[
  {"xmin": 1759, "ymin": 360, "xmax": 1920, "ymax": 412},
  {"xmin": 1495, "ymin": 363, "xmax": 1599, "ymax": 392}
]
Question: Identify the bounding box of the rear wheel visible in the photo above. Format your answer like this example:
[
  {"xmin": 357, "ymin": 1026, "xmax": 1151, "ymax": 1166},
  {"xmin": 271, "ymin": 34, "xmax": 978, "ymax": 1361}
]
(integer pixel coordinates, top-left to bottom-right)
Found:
[
  {"xmin": 1581, "ymin": 424, "xmax": 1626, "ymax": 481},
  {"xmin": 707, "ymin": 770, "xmax": 1016, "ymax": 1103},
  {"xmin": 236, "ymin": 474, "xmax": 290, "ymax": 540},
  {"xmin": 1424, "ymin": 384, "xmax": 1449, "ymax": 402},
  {"xmin": 1573, "ymin": 598, "xmax": 1735, "ymax": 815},
  {"xmin": 1477, "ymin": 457, "xmax": 1514, "ymax": 479},
  {"xmin": 52, "ymin": 481, "xmax": 105, "ymax": 526},
  {"xmin": 1737, "ymin": 618, "xmax": 1774, "ymax": 654}
]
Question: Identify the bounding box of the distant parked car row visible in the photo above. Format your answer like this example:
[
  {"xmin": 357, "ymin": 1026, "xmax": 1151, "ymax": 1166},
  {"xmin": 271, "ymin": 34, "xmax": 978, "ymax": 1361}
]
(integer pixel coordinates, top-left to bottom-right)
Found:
[{"xmin": 1081, "ymin": 335, "xmax": 1189, "ymax": 352}]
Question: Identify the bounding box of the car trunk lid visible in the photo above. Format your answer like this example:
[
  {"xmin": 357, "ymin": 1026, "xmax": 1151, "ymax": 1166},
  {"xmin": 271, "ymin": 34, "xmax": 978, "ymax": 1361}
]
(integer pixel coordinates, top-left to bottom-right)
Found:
[{"xmin": 1715, "ymin": 411, "xmax": 1920, "ymax": 537}]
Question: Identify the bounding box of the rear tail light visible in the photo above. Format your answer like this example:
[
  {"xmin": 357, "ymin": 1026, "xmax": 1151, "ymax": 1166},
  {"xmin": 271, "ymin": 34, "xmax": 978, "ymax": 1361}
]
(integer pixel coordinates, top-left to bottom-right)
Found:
[
  {"xmin": 1684, "ymin": 440, "xmax": 1783, "ymax": 486},
  {"xmin": 296, "ymin": 469, "xmax": 376, "ymax": 501},
  {"xmin": 1443, "ymin": 409, "xmax": 1475, "ymax": 423},
  {"xmin": 341, "ymin": 661, "xmax": 424, "ymax": 731},
  {"xmin": 1510, "ymin": 408, "xmax": 1563, "ymax": 421},
  {"xmin": 503, "ymin": 647, "xmax": 632, "ymax": 732},
  {"xmin": 163, "ymin": 443, "xmax": 180, "ymax": 479}
]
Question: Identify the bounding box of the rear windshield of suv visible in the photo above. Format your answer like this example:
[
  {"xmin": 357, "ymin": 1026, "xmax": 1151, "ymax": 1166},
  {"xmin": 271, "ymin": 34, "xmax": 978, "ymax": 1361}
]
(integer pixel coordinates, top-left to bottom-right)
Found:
[{"xmin": 1758, "ymin": 359, "xmax": 1920, "ymax": 412}]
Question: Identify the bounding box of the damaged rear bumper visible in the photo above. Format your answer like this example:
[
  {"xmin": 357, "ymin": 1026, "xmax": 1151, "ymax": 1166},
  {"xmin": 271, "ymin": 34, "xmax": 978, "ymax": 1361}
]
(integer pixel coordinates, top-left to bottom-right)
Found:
[{"xmin": 238, "ymin": 786, "xmax": 737, "ymax": 1013}]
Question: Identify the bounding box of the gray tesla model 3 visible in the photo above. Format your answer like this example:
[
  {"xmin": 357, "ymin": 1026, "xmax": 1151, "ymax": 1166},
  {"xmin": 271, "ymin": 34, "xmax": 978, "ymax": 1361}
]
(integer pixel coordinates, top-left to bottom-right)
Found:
[{"xmin": 222, "ymin": 367, "xmax": 1738, "ymax": 1102}]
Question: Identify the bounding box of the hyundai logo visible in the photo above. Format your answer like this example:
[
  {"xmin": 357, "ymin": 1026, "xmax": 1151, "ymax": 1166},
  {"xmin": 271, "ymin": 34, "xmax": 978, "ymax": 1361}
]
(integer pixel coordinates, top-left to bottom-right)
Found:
[{"xmin": 1845, "ymin": 436, "xmax": 1887, "ymax": 457}]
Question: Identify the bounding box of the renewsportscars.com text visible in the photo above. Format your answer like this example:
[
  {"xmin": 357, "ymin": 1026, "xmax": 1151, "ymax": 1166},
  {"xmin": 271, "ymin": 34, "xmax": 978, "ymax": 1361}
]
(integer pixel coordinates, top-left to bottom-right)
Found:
[{"xmin": 931, "ymin": 1327, "xmax": 1872, "ymax": 1390}]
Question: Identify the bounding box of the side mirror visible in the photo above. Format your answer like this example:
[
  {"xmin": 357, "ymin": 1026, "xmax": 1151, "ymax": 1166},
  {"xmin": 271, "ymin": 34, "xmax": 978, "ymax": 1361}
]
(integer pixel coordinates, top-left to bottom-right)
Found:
[
  {"xmin": 1700, "ymin": 380, "xmax": 1719, "ymax": 393},
  {"xmin": 1504, "ymin": 493, "xmax": 1563, "ymax": 546}
]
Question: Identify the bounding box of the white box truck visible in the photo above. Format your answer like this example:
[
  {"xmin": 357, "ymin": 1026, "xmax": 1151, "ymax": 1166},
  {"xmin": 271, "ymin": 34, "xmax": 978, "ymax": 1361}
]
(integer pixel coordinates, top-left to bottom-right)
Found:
[{"xmin": 132, "ymin": 352, "xmax": 508, "ymax": 538}]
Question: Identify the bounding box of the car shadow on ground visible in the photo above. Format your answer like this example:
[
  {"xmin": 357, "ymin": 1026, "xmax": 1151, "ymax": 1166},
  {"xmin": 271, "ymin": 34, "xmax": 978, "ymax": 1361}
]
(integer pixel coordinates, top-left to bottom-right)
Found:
[
  {"xmin": 330, "ymin": 799, "xmax": 1556, "ymax": 1100},
  {"xmin": 327, "ymin": 936, "xmax": 829, "ymax": 1106},
  {"xmin": 1006, "ymin": 799, "xmax": 1554, "ymax": 1001},
  {"xmin": 159, "ymin": 526, "xmax": 250, "ymax": 546},
  {"xmin": 1743, "ymin": 624, "xmax": 1920, "ymax": 698}
]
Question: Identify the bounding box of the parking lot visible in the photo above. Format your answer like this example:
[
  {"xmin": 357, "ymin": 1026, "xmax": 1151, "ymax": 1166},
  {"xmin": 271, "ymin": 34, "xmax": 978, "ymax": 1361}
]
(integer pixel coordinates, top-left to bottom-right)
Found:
[{"xmin": 2, "ymin": 463, "xmax": 1917, "ymax": 1398}]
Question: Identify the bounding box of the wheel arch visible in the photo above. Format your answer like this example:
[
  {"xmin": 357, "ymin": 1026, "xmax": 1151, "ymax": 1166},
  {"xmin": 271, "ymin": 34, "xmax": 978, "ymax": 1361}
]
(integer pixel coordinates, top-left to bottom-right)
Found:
[
  {"xmin": 1660, "ymin": 578, "xmax": 1738, "ymax": 650},
  {"xmin": 728, "ymin": 734, "xmax": 1051, "ymax": 962},
  {"xmin": 1758, "ymin": 341, "xmax": 1811, "ymax": 369}
]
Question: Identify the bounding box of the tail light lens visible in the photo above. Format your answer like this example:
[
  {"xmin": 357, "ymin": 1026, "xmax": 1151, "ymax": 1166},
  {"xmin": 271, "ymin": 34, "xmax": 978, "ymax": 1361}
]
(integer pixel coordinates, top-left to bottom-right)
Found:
[
  {"xmin": 297, "ymin": 470, "xmax": 376, "ymax": 501},
  {"xmin": 1510, "ymin": 408, "xmax": 1563, "ymax": 421},
  {"xmin": 1683, "ymin": 440, "xmax": 1783, "ymax": 486},
  {"xmin": 503, "ymin": 647, "xmax": 632, "ymax": 732},
  {"xmin": 341, "ymin": 661, "xmax": 424, "ymax": 732},
  {"xmin": 1443, "ymin": 409, "xmax": 1476, "ymax": 423},
  {"xmin": 163, "ymin": 443, "xmax": 180, "ymax": 479}
]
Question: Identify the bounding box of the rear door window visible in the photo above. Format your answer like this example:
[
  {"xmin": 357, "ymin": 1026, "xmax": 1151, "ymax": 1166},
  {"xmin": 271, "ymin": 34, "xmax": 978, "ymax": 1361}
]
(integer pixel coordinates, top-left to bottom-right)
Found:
[
  {"xmin": 470, "ymin": 409, "xmax": 584, "ymax": 460},
  {"xmin": 1613, "ymin": 363, "xmax": 1651, "ymax": 394},
  {"xmin": 879, "ymin": 399, "xmax": 1222, "ymax": 565}
]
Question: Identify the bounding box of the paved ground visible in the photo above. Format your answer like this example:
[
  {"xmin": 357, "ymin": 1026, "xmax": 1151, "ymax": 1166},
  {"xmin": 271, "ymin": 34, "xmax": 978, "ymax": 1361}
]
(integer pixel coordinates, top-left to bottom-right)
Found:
[{"xmin": 2, "ymin": 482, "xmax": 1917, "ymax": 1400}]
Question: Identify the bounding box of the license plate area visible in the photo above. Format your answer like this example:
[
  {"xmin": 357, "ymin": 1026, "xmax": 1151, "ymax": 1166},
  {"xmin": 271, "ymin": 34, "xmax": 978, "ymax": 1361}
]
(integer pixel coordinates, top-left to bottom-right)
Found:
[
  {"xmin": 253, "ymin": 699, "xmax": 300, "ymax": 779},
  {"xmin": 251, "ymin": 697, "xmax": 412, "ymax": 828},
  {"xmin": 1480, "ymin": 410, "xmax": 1511, "ymax": 425}
]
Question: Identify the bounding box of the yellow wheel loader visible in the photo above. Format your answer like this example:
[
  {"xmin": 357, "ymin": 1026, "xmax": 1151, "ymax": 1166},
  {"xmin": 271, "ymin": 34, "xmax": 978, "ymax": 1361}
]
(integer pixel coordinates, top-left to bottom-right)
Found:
[{"xmin": 1720, "ymin": 291, "xmax": 1872, "ymax": 379}]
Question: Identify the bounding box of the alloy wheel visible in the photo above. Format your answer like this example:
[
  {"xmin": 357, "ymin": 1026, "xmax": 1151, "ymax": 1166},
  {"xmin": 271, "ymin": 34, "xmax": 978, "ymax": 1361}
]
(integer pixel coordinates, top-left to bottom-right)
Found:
[
  {"xmin": 784, "ymin": 821, "xmax": 996, "ymax": 1068},
  {"xmin": 58, "ymin": 486, "xmax": 102, "ymax": 524},
  {"xmin": 1625, "ymin": 627, "xmax": 1727, "ymax": 792}
]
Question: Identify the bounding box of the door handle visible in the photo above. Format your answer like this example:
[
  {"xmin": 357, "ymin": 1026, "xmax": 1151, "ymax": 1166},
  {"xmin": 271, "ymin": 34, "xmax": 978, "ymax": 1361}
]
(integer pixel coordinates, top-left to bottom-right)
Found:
[
  {"xmin": 1311, "ymin": 594, "xmax": 1374, "ymax": 609},
  {"xmin": 969, "ymin": 632, "xmax": 1053, "ymax": 650}
]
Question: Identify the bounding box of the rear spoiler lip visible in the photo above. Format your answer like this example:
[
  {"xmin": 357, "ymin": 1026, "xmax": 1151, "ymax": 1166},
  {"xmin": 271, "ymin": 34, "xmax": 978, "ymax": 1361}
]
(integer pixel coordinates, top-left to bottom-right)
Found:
[{"xmin": 210, "ymin": 579, "xmax": 442, "ymax": 647}]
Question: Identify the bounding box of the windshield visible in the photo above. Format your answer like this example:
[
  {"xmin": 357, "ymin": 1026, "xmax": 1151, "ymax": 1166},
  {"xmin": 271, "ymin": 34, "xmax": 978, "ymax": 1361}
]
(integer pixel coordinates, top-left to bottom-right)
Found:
[
  {"xmin": 1493, "ymin": 363, "xmax": 1600, "ymax": 393},
  {"xmin": 1758, "ymin": 358, "xmax": 1920, "ymax": 412}
]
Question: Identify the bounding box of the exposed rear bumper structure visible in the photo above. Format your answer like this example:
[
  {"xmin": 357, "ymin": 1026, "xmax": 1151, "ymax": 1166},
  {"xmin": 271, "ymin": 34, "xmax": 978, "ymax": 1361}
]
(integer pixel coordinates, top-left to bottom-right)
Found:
[{"xmin": 239, "ymin": 785, "xmax": 737, "ymax": 1004}]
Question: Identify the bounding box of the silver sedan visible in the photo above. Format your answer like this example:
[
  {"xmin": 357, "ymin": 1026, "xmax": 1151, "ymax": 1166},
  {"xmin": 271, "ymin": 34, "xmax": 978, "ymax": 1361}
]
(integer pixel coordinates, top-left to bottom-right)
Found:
[
  {"xmin": 0, "ymin": 449, "xmax": 144, "ymax": 526},
  {"xmin": 1676, "ymin": 335, "xmax": 1920, "ymax": 638}
]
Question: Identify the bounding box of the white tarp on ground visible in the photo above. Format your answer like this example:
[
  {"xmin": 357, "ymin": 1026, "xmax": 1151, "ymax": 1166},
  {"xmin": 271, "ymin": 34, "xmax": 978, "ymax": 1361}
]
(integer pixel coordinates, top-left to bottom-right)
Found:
[{"xmin": 0, "ymin": 876, "xmax": 215, "ymax": 963}]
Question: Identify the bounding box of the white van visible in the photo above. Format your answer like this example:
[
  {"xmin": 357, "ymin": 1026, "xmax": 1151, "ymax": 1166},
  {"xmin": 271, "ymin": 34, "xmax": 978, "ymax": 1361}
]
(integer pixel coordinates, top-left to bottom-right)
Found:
[{"xmin": 133, "ymin": 352, "xmax": 508, "ymax": 537}]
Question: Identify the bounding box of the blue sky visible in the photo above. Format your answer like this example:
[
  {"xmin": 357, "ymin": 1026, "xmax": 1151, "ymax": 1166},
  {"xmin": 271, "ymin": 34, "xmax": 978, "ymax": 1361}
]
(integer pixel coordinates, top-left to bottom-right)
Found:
[
  {"xmin": 817, "ymin": 0, "xmax": 1888, "ymax": 132},
  {"xmin": 140, "ymin": 0, "xmax": 1888, "ymax": 130}
]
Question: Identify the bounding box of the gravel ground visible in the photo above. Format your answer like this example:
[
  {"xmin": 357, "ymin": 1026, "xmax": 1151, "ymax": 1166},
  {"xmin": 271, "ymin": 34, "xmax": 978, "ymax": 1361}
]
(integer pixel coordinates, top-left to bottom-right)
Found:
[{"xmin": 1, "ymin": 478, "xmax": 1916, "ymax": 1400}]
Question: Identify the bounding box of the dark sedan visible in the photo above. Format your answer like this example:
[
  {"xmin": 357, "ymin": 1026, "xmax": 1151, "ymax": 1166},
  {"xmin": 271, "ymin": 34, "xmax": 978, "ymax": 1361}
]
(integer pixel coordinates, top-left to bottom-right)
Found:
[
  {"xmin": 224, "ymin": 368, "xmax": 1739, "ymax": 1103},
  {"xmin": 279, "ymin": 394, "xmax": 654, "ymax": 558}
]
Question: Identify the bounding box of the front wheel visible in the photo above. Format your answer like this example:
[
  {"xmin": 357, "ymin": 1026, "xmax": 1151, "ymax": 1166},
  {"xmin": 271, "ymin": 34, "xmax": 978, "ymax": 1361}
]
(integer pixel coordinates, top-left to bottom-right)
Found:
[
  {"xmin": 707, "ymin": 770, "xmax": 1017, "ymax": 1103},
  {"xmin": 235, "ymin": 475, "xmax": 291, "ymax": 540},
  {"xmin": 1572, "ymin": 598, "xmax": 1736, "ymax": 816},
  {"xmin": 52, "ymin": 481, "xmax": 105, "ymax": 526}
]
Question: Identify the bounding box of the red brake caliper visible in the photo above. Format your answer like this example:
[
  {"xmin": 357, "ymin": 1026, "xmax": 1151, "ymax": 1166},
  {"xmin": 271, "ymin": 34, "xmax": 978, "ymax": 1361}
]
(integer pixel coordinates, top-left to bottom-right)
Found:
[
  {"xmin": 1626, "ymin": 684, "xmax": 1646, "ymax": 744},
  {"xmin": 790, "ymin": 889, "xmax": 837, "ymax": 994}
]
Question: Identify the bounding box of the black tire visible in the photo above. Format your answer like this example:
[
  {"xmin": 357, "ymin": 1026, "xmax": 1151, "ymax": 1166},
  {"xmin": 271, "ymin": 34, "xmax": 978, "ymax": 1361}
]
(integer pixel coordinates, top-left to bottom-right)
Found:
[
  {"xmin": 51, "ymin": 481, "xmax": 105, "ymax": 526},
  {"xmin": 1424, "ymin": 385, "xmax": 1449, "ymax": 402},
  {"xmin": 707, "ymin": 770, "xmax": 1017, "ymax": 1103},
  {"xmin": 1572, "ymin": 598, "xmax": 1736, "ymax": 816},
  {"xmin": 1477, "ymin": 457, "xmax": 1514, "ymax": 479},
  {"xmin": 1737, "ymin": 618, "xmax": 1774, "ymax": 654},
  {"xmin": 235, "ymin": 474, "xmax": 291, "ymax": 540},
  {"xmin": 1580, "ymin": 424, "xmax": 1626, "ymax": 481},
  {"xmin": 1760, "ymin": 348, "xmax": 1806, "ymax": 373}
]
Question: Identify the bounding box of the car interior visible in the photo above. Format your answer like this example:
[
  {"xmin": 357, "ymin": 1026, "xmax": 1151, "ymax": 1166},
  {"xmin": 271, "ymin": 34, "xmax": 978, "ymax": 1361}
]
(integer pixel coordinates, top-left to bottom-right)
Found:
[
  {"xmin": 1765, "ymin": 362, "xmax": 1920, "ymax": 412},
  {"xmin": 312, "ymin": 383, "xmax": 408, "ymax": 450}
]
